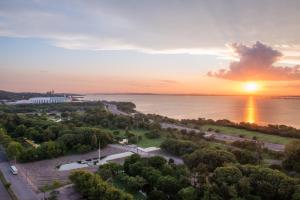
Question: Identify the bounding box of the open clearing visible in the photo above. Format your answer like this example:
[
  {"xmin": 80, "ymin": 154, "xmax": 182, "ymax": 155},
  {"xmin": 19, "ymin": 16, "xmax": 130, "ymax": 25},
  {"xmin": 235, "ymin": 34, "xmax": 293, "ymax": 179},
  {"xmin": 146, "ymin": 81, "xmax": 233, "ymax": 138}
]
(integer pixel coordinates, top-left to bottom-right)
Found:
[
  {"xmin": 201, "ymin": 125, "xmax": 298, "ymax": 145},
  {"xmin": 105, "ymin": 129, "xmax": 165, "ymax": 148}
]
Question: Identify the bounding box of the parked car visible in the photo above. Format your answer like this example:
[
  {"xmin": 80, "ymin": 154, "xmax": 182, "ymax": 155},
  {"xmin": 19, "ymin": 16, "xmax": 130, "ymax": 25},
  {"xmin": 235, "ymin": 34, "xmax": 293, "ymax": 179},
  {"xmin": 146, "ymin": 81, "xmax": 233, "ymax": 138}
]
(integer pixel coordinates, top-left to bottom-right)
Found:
[{"xmin": 10, "ymin": 165, "xmax": 18, "ymax": 175}]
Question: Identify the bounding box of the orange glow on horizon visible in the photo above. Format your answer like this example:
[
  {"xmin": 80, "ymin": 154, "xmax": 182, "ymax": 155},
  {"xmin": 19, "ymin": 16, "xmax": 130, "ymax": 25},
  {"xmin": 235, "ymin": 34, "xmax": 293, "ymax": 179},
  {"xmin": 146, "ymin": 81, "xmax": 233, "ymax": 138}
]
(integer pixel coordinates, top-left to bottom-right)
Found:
[{"xmin": 243, "ymin": 82, "xmax": 261, "ymax": 94}]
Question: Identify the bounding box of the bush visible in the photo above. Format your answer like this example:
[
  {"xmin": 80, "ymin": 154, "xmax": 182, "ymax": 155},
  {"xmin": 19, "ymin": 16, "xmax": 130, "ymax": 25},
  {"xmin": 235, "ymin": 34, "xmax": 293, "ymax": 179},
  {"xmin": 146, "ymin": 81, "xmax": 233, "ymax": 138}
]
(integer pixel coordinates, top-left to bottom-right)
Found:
[
  {"xmin": 70, "ymin": 170, "xmax": 133, "ymax": 200},
  {"xmin": 231, "ymin": 140, "xmax": 262, "ymax": 151},
  {"xmin": 148, "ymin": 190, "xmax": 167, "ymax": 200},
  {"xmin": 269, "ymin": 164, "xmax": 284, "ymax": 171},
  {"xmin": 183, "ymin": 149, "xmax": 237, "ymax": 171},
  {"xmin": 231, "ymin": 149, "xmax": 261, "ymax": 164},
  {"xmin": 113, "ymin": 130, "xmax": 120, "ymax": 135},
  {"xmin": 4, "ymin": 182, "xmax": 11, "ymax": 189},
  {"xmin": 283, "ymin": 141, "xmax": 300, "ymax": 172},
  {"xmin": 161, "ymin": 139, "xmax": 201, "ymax": 156},
  {"xmin": 74, "ymin": 144, "xmax": 91, "ymax": 153},
  {"xmin": 128, "ymin": 136, "xmax": 138, "ymax": 144},
  {"xmin": 178, "ymin": 186, "xmax": 199, "ymax": 200},
  {"xmin": 118, "ymin": 173, "xmax": 146, "ymax": 191}
]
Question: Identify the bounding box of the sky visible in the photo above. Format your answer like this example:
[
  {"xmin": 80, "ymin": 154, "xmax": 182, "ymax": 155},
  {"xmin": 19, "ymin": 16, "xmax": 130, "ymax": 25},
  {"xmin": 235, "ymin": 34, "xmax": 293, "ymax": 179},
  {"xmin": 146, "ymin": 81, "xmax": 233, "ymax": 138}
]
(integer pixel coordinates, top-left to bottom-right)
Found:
[{"xmin": 1, "ymin": 0, "xmax": 300, "ymax": 95}]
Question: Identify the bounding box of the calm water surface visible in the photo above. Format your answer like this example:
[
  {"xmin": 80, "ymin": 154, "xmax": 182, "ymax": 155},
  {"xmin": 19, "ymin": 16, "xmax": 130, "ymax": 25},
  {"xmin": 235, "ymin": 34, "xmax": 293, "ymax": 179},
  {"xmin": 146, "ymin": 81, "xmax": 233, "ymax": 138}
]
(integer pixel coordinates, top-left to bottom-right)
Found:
[{"xmin": 84, "ymin": 95, "xmax": 300, "ymax": 128}]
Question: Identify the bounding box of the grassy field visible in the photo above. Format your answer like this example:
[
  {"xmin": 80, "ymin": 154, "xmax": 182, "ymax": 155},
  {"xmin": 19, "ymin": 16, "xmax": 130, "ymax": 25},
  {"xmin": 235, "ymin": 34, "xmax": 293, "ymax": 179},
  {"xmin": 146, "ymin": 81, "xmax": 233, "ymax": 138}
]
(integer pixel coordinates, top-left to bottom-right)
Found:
[
  {"xmin": 104, "ymin": 129, "xmax": 165, "ymax": 148},
  {"xmin": 201, "ymin": 124, "xmax": 298, "ymax": 145}
]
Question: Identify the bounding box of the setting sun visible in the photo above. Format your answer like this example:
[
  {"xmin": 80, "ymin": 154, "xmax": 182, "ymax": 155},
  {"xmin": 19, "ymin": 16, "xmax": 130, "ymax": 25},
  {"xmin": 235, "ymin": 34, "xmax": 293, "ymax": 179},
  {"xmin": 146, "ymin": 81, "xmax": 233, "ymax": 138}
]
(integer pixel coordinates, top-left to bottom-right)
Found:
[{"xmin": 244, "ymin": 82, "xmax": 260, "ymax": 93}]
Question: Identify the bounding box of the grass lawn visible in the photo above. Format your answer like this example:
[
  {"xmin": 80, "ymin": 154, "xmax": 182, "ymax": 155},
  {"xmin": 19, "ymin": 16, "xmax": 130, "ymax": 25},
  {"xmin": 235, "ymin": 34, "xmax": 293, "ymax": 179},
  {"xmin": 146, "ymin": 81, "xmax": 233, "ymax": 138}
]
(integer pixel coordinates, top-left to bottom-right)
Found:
[
  {"xmin": 201, "ymin": 124, "xmax": 299, "ymax": 145},
  {"xmin": 111, "ymin": 178, "xmax": 146, "ymax": 200},
  {"xmin": 103, "ymin": 128, "xmax": 165, "ymax": 148}
]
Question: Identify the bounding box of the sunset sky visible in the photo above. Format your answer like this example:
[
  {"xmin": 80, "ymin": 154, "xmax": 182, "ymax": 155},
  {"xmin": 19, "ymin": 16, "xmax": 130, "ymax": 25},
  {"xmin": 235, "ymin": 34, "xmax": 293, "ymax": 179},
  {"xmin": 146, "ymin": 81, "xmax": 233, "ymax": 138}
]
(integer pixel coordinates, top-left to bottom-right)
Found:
[{"xmin": 1, "ymin": 0, "xmax": 300, "ymax": 95}]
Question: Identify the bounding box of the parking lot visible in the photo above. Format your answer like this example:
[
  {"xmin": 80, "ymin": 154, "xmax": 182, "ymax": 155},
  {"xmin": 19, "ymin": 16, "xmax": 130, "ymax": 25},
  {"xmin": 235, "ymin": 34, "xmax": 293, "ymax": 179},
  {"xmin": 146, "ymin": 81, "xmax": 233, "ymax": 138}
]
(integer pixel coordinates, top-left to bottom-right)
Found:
[{"xmin": 16, "ymin": 146, "xmax": 127, "ymax": 189}]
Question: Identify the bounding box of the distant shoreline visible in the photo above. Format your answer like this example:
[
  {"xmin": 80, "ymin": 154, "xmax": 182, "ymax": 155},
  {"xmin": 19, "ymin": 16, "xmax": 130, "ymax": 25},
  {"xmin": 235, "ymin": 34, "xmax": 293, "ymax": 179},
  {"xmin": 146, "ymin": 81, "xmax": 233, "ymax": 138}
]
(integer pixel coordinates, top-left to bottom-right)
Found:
[{"xmin": 84, "ymin": 93, "xmax": 300, "ymax": 99}]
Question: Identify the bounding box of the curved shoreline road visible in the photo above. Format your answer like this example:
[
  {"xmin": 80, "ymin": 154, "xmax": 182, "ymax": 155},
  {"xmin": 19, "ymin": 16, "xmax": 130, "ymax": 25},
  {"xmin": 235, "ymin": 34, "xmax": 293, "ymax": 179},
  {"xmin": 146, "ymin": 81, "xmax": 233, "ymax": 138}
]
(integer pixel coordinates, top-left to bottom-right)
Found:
[
  {"xmin": 160, "ymin": 123, "xmax": 285, "ymax": 152},
  {"xmin": 104, "ymin": 103, "xmax": 285, "ymax": 152}
]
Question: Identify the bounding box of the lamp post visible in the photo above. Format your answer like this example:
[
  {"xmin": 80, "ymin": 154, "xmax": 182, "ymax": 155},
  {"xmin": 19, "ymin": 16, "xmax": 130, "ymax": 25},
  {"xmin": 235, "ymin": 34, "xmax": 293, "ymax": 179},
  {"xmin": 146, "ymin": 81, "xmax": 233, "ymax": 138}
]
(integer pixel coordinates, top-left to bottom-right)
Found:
[{"xmin": 98, "ymin": 141, "xmax": 101, "ymax": 162}]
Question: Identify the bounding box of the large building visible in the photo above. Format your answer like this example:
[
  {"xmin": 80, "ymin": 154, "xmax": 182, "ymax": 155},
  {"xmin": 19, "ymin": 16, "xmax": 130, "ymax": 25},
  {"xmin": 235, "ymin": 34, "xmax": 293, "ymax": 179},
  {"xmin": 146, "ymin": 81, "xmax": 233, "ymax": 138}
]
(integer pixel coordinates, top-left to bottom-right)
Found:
[
  {"xmin": 28, "ymin": 96, "xmax": 71, "ymax": 104},
  {"xmin": 9, "ymin": 96, "xmax": 71, "ymax": 105}
]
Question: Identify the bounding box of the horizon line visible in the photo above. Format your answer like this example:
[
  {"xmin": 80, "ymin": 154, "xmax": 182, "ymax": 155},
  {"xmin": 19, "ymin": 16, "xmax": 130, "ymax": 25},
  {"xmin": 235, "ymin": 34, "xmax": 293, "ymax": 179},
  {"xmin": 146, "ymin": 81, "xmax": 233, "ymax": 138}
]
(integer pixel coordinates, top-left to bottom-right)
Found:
[{"xmin": 1, "ymin": 90, "xmax": 300, "ymax": 97}]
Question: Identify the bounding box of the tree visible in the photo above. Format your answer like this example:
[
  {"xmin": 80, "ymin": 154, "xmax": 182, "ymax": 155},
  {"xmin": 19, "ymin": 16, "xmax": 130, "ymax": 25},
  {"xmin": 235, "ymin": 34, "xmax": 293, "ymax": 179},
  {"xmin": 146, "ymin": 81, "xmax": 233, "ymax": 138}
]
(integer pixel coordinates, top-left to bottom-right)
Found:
[
  {"xmin": 160, "ymin": 139, "xmax": 201, "ymax": 156},
  {"xmin": 7, "ymin": 141, "xmax": 23, "ymax": 161},
  {"xmin": 25, "ymin": 127, "xmax": 43, "ymax": 142},
  {"xmin": 70, "ymin": 170, "xmax": 133, "ymax": 200},
  {"xmin": 148, "ymin": 190, "xmax": 167, "ymax": 200},
  {"xmin": 47, "ymin": 191, "xmax": 58, "ymax": 200},
  {"xmin": 239, "ymin": 165, "xmax": 296, "ymax": 200},
  {"xmin": 292, "ymin": 185, "xmax": 300, "ymax": 200},
  {"xmin": 178, "ymin": 186, "xmax": 199, "ymax": 200},
  {"xmin": 91, "ymin": 133, "xmax": 97, "ymax": 148},
  {"xmin": 98, "ymin": 163, "xmax": 123, "ymax": 180},
  {"xmin": 148, "ymin": 156, "xmax": 167, "ymax": 169},
  {"xmin": 38, "ymin": 141, "xmax": 64, "ymax": 159},
  {"xmin": 231, "ymin": 149, "xmax": 261, "ymax": 164},
  {"xmin": 124, "ymin": 154, "xmax": 142, "ymax": 174},
  {"xmin": 14, "ymin": 124, "xmax": 26, "ymax": 138},
  {"xmin": 156, "ymin": 175, "xmax": 181, "ymax": 194},
  {"xmin": 119, "ymin": 174, "xmax": 146, "ymax": 191},
  {"xmin": 183, "ymin": 149, "xmax": 236, "ymax": 171},
  {"xmin": 145, "ymin": 131, "xmax": 160, "ymax": 139},
  {"xmin": 283, "ymin": 141, "xmax": 300, "ymax": 172},
  {"xmin": 0, "ymin": 128, "xmax": 13, "ymax": 147},
  {"xmin": 212, "ymin": 166, "xmax": 242, "ymax": 186}
]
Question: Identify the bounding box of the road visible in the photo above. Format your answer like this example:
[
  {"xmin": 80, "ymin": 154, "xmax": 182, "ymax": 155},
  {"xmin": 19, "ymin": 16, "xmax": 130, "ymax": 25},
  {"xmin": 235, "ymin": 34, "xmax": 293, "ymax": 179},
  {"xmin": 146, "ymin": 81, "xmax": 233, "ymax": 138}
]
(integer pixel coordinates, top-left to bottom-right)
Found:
[
  {"xmin": 0, "ymin": 148, "xmax": 39, "ymax": 200},
  {"xmin": 105, "ymin": 103, "xmax": 285, "ymax": 152},
  {"xmin": 103, "ymin": 103, "xmax": 130, "ymax": 116},
  {"xmin": 160, "ymin": 122, "xmax": 285, "ymax": 152},
  {"xmin": 0, "ymin": 151, "xmax": 11, "ymax": 200}
]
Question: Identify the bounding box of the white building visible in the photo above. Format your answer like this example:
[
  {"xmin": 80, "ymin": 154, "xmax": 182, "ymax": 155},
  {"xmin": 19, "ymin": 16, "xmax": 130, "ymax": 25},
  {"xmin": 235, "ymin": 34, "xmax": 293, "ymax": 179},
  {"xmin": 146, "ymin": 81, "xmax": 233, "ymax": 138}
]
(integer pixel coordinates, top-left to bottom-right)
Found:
[
  {"xmin": 28, "ymin": 96, "xmax": 71, "ymax": 104},
  {"xmin": 9, "ymin": 96, "xmax": 71, "ymax": 105}
]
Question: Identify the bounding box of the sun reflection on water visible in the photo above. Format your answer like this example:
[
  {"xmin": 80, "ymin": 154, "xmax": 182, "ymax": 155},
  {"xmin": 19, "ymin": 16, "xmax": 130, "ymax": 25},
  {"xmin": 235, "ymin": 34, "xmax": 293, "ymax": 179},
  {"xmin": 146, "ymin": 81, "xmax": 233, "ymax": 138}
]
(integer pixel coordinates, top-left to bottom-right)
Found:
[{"xmin": 245, "ymin": 96, "xmax": 256, "ymax": 123}]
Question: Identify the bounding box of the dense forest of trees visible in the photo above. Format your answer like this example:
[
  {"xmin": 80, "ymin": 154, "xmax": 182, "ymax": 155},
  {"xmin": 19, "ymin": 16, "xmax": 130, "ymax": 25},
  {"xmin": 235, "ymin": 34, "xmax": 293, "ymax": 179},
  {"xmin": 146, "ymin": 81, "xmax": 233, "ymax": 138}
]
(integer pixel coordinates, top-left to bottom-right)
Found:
[
  {"xmin": 1, "ymin": 101, "xmax": 300, "ymax": 200},
  {"xmin": 70, "ymin": 170, "xmax": 133, "ymax": 200},
  {"xmin": 0, "ymin": 102, "xmax": 153, "ymax": 162},
  {"xmin": 72, "ymin": 153, "xmax": 300, "ymax": 200}
]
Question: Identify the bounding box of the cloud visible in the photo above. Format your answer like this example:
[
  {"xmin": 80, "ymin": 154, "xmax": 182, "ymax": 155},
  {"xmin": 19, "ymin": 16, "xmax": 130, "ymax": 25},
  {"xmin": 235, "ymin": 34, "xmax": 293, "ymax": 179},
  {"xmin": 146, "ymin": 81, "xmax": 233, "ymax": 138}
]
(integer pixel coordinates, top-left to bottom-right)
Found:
[
  {"xmin": 159, "ymin": 79, "xmax": 179, "ymax": 84},
  {"xmin": 208, "ymin": 41, "xmax": 300, "ymax": 81},
  {"xmin": 1, "ymin": 0, "xmax": 300, "ymax": 61}
]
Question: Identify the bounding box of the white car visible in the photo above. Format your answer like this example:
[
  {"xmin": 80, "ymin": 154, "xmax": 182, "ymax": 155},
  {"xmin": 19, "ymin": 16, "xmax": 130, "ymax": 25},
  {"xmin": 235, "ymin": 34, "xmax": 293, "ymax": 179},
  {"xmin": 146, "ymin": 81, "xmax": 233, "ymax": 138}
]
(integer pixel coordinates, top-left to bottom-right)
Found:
[{"xmin": 10, "ymin": 165, "xmax": 18, "ymax": 175}]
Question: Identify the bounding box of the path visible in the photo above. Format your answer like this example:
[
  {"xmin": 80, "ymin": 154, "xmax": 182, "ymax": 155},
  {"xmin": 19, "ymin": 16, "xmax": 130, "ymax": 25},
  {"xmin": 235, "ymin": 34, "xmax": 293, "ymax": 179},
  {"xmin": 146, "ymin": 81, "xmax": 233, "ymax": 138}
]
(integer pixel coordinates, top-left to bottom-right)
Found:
[
  {"xmin": 0, "ymin": 150, "xmax": 11, "ymax": 200},
  {"xmin": 103, "ymin": 103, "xmax": 130, "ymax": 116},
  {"xmin": 0, "ymin": 148, "xmax": 38, "ymax": 200},
  {"xmin": 105, "ymin": 103, "xmax": 285, "ymax": 151},
  {"xmin": 160, "ymin": 122, "xmax": 285, "ymax": 152}
]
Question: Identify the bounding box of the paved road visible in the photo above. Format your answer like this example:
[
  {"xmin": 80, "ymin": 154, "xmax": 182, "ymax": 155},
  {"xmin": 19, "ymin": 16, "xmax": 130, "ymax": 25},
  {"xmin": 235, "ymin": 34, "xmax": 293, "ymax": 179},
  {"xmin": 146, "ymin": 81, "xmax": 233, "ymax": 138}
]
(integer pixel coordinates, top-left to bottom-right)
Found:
[
  {"xmin": 104, "ymin": 103, "xmax": 130, "ymax": 116},
  {"xmin": 161, "ymin": 122, "xmax": 201, "ymax": 133},
  {"xmin": 0, "ymin": 151, "xmax": 11, "ymax": 200},
  {"xmin": 160, "ymin": 122, "xmax": 285, "ymax": 152},
  {"xmin": 105, "ymin": 104, "xmax": 285, "ymax": 152},
  {"xmin": 0, "ymin": 148, "xmax": 39, "ymax": 200}
]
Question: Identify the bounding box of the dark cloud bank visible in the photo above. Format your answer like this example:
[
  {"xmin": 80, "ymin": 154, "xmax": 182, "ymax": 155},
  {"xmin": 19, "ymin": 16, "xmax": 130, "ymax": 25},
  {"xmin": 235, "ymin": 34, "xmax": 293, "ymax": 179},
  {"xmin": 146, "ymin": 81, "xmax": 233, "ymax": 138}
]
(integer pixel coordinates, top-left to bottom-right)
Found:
[{"xmin": 208, "ymin": 41, "xmax": 300, "ymax": 81}]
